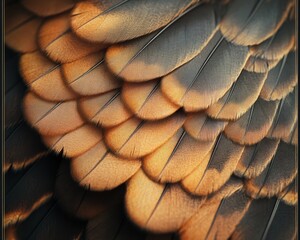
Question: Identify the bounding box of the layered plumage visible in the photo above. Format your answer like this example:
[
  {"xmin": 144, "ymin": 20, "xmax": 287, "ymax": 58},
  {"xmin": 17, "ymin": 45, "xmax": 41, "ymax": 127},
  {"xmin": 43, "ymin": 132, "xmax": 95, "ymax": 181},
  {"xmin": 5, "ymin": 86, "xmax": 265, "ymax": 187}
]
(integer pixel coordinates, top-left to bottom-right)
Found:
[{"xmin": 5, "ymin": 0, "xmax": 297, "ymax": 239}]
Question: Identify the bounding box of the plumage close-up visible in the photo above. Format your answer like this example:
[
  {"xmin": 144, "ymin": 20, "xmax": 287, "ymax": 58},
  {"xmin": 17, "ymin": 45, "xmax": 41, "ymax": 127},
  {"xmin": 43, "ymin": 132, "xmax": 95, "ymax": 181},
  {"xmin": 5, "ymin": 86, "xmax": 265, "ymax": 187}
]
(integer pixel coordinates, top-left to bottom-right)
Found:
[{"xmin": 4, "ymin": 0, "xmax": 298, "ymax": 239}]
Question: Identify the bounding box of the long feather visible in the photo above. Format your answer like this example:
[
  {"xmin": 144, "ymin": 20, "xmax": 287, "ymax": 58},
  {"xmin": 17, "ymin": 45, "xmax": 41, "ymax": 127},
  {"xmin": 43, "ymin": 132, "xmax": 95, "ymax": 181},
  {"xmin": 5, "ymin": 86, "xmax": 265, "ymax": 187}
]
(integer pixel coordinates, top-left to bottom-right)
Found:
[
  {"xmin": 122, "ymin": 79, "xmax": 180, "ymax": 120},
  {"xmin": 62, "ymin": 51, "xmax": 121, "ymax": 96},
  {"xmin": 143, "ymin": 128, "xmax": 215, "ymax": 183},
  {"xmin": 234, "ymin": 138, "xmax": 280, "ymax": 179},
  {"xmin": 23, "ymin": 92, "xmax": 84, "ymax": 136},
  {"xmin": 224, "ymin": 98, "xmax": 279, "ymax": 145},
  {"xmin": 183, "ymin": 112, "xmax": 228, "ymax": 141},
  {"xmin": 5, "ymin": 4, "xmax": 42, "ymax": 53},
  {"xmin": 161, "ymin": 31, "xmax": 248, "ymax": 112},
  {"xmin": 260, "ymin": 52, "xmax": 296, "ymax": 101},
  {"xmin": 38, "ymin": 13, "xmax": 102, "ymax": 63},
  {"xmin": 106, "ymin": 4, "xmax": 216, "ymax": 82},
  {"xmin": 43, "ymin": 124, "xmax": 103, "ymax": 158},
  {"xmin": 20, "ymin": 51, "xmax": 77, "ymax": 101},
  {"xmin": 78, "ymin": 90, "xmax": 133, "ymax": 128},
  {"xmin": 104, "ymin": 112, "xmax": 186, "ymax": 159},
  {"xmin": 70, "ymin": 141, "xmax": 141, "ymax": 191},
  {"xmin": 246, "ymin": 141, "xmax": 296, "ymax": 198},
  {"xmin": 181, "ymin": 134, "xmax": 244, "ymax": 196},
  {"xmin": 180, "ymin": 190, "xmax": 251, "ymax": 240},
  {"xmin": 5, "ymin": 154, "xmax": 59, "ymax": 226},
  {"xmin": 71, "ymin": 0, "xmax": 199, "ymax": 44},
  {"xmin": 207, "ymin": 70, "xmax": 267, "ymax": 120},
  {"xmin": 220, "ymin": 0, "xmax": 293, "ymax": 45},
  {"xmin": 21, "ymin": 0, "xmax": 74, "ymax": 17},
  {"xmin": 125, "ymin": 170, "xmax": 205, "ymax": 233}
]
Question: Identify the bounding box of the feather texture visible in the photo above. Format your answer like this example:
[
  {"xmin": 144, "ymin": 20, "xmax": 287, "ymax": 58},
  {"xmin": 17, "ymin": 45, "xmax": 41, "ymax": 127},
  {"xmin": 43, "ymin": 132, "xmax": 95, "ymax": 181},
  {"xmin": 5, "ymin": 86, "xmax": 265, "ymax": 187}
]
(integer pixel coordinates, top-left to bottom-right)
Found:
[
  {"xmin": 21, "ymin": 0, "xmax": 74, "ymax": 17},
  {"xmin": 122, "ymin": 80, "xmax": 180, "ymax": 120},
  {"xmin": 20, "ymin": 51, "xmax": 77, "ymax": 101},
  {"xmin": 260, "ymin": 51, "xmax": 296, "ymax": 101},
  {"xmin": 224, "ymin": 98, "xmax": 279, "ymax": 145},
  {"xmin": 243, "ymin": 55, "xmax": 279, "ymax": 73},
  {"xmin": 125, "ymin": 170, "xmax": 205, "ymax": 233},
  {"xmin": 181, "ymin": 134, "xmax": 244, "ymax": 196},
  {"xmin": 104, "ymin": 112, "xmax": 186, "ymax": 159},
  {"xmin": 70, "ymin": 141, "xmax": 141, "ymax": 191},
  {"xmin": 246, "ymin": 141, "xmax": 296, "ymax": 199},
  {"xmin": 71, "ymin": 0, "xmax": 198, "ymax": 43},
  {"xmin": 279, "ymin": 175, "xmax": 297, "ymax": 206},
  {"xmin": 38, "ymin": 13, "xmax": 102, "ymax": 63},
  {"xmin": 234, "ymin": 138, "xmax": 280, "ymax": 179},
  {"xmin": 161, "ymin": 31, "xmax": 248, "ymax": 112},
  {"xmin": 43, "ymin": 124, "xmax": 102, "ymax": 158},
  {"xmin": 5, "ymin": 4, "xmax": 42, "ymax": 53},
  {"xmin": 220, "ymin": 0, "xmax": 293, "ymax": 45},
  {"xmin": 207, "ymin": 70, "xmax": 267, "ymax": 120},
  {"xmin": 180, "ymin": 190, "xmax": 251, "ymax": 240},
  {"xmin": 78, "ymin": 90, "xmax": 133, "ymax": 128},
  {"xmin": 23, "ymin": 92, "xmax": 84, "ymax": 136},
  {"xmin": 143, "ymin": 128, "xmax": 215, "ymax": 183},
  {"xmin": 5, "ymin": 154, "xmax": 59, "ymax": 226},
  {"xmin": 62, "ymin": 51, "xmax": 121, "ymax": 96},
  {"xmin": 183, "ymin": 112, "xmax": 228, "ymax": 141},
  {"xmin": 55, "ymin": 159, "xmax": 125, "ymax": 220},
  {"xmin": 106, "ymin": 5, "xmax": 216, "ymax": 82}
]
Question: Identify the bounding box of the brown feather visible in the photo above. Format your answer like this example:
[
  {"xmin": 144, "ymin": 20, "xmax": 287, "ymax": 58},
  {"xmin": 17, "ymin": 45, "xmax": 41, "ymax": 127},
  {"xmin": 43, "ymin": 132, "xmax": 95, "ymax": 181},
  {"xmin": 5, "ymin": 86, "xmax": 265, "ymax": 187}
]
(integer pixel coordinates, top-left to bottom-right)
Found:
[
  {"xmin": 78, "ymin": 90, "xmax": 133, "ymax": 128},
  {"xmin": 23, "ymin": 92, "xmax": 84, "ymax": 136},
  {"xmin": 62, "ymin": 51, "xmax": 121, "ymax": 96},
  {"xmin": 38, "ymin": 13, "xmax": 102, "ymax": 63},
  {"xmin": 143, "ymin": 128, "xmax": 215, "ymax": 183},
  {"xmin": 122, "ymin": 80, "xmax": 180, "ymax": 120},
  {"xmin": 43, "ymin": 124, "xmax": 102, "ymax": 158},
  {"xmin": 125, "ymin": 170, "xmax": 205, "ymax": 233},
  {"xmin": 20, "ymin": 51, "xmax": 77, "ymax": 101},
  {"xmin": 224, "ymin": 98, "xmax": 279, "ymax": 145},
  {"xmin": 104, "ymin": 112, "xmax": 186, "ymax": 159},
  {"xmin": 71, "ymin": 141, "xmax": 141, "ymax": 191},
  {"xmin": 243, "ymin": 55, "xmax": 279, "ymax": 73}
]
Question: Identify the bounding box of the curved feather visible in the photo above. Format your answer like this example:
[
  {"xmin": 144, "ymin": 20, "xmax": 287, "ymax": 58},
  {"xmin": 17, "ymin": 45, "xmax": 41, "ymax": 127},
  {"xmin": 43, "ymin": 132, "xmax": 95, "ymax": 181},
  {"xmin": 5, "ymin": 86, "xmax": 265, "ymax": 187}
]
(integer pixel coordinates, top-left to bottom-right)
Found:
[
  {"xmin": 207, "ymin": 70, "xmax": 267, "ymax": 120},
  {"xmin": 104, "ymin": 112, "xmax": 186, "ymax": 159},
  {"xmin": 122, "ymin": 80, "xmax": 180, "ymax": 120},
  {"xmin": 234, "ymin": 138, "xmax": 280, "ymax": 179},
  {"xmin": 38, "ymin": 13, "xmax": 102, "ymax": 63},
  {"xmin": 224, "ymin": 98, "xmax": 279, "ymax": 145},
  {"xmin": 62, "ymin": 51, "xmax": 121, "ymax": 96},
  {"xmin": 21, "ymin": 0, "xmax": 74, "ymax": 17},
  {"xmin": 220, "ymin": 0, "xmax": 293, "ymax": 45},
  {"xmin": 55, "ymin": 159, "xmax": 125, "ymax": 220},
  {"xmin": 125, "ymin": 170, "xmax": 205, "ymax": 233},
  {"xmin": 183, "ymin": 112, "xmax": 228, "ymax": 141},
  {"xmin": 246, "ymin": 141, "xmax": 296, "ymax": 199},
  {"xmin": 283, "ymin": 120, "xmax": 298, "ymax": 145},
  {"xmin": 71, "ymin": 141, "xmax": 141, "ymax": 191},
  {"xmin": 278, "ymin": 175, "xmax": 297, "ymax": 206},
  {"xmin": 5, "ymin": 4, "xmax": 42, "ymax": 53},
  {"xmin": 143, "ymin": 128, "xmax": 215, "ymax": 183},
  {"xmin": 20, "ymin": 51, "xmax": 77, "ymax": 101},
  {"xmin": 181, "ymin": 134, "xmax": 244, "ymax": 196},
  {"xmin": 23, "ymin": 92, "xmax": 84, "ymax": 136},
  {"xmin": 260, "ymin": 51, "xmax": 296, "ymax": 101},
  {"xmin": 250, "ymin": 19, "xmax": 295, "ymax": 61},
  {"xmin": 43, "ymin": 124, "xmax": 102, "ymax": 158},
  {"xmin": 71, "ymin": 0, "xmax": 199, "ymax": 43},
  {"xmin": 78, "ymin": 90, "xmax": 133, "ymax": 128},
  {"xmin": 180, "ymin": 190, "xmax": 251, "ymax": 240},
  {"xmin": 5, "ymin": 154, "xmax": 59, "ymax": 226},
  {"xmin": 106, "ymin": 4, "xmax": 216, "ymax": 82},
  {"xmin": 161, "ymin": 31, "xmax": 248, "ymax": 112}
]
